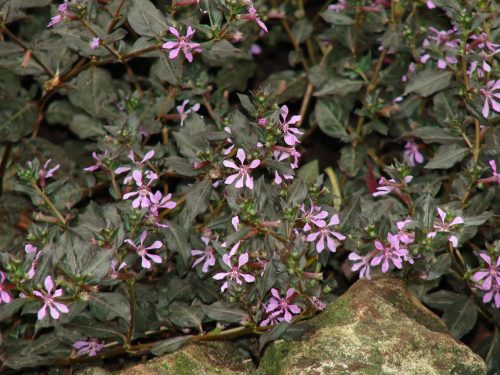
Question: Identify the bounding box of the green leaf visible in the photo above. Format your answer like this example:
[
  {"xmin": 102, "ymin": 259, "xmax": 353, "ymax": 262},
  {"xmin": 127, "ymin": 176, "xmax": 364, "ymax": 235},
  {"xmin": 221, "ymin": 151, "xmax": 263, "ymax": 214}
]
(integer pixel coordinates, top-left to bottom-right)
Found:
[
  {"xmin": 314, "ymin": 98, "xmax": 350, "ymax": 140},
  {"xmin": 201, "ymin": 302, "xmax": 248, "ymax": 324},
  {"xmin": 202, "ymin": 40, "xmax": 250, "ymax": 66},
  {"xmin": 151, "ymin": 335, "xmax": 192, "ymax": 356},
  {"xmin": 0, "ymin": 98, "xmax": 37, "ymax": 142},
  {"xmin": 165, "ymin": 223, "xmax": 191, "ymax": 264},
  {"xmin": 339, "ymin": 146, "xmax": 366, "ymax": 177},
  {"xmin": 297, "ymin": 160, "xmax": 319, "ymax": 184},
  {"xmin": 314, "ymin": 78, "xmax": 363, "ymax": 97},
  {"xmin": 320, "ymin": 11, "xmax": 354, "ymax": 25},
  {"xmin": 89, "ymin": 292, "xmax": 131, "ymax": 323},
  {"xmin": 153, "ymin": 55, "xmax": 184, "ymax": 86},
  {"xmin": 0, "ymin": 298, "xmax": 27, "ymax": 322},
  {"xmin": 68, "ymin": 68, "xmax": 117, "ymax": 119},
  {"xmin": 259, "ymin": 322, "xmax": 290, "ymax": 351},
  {"xmin": 178, "ymin": 180, "xmax": 212, "ymax": 229},
  {"xmin": 423, "ymin": 291, "xmax": 477, "ymax": 338},
  {"xmin": 404, "ymin": 70, "xmax": 452, "ymax": 97},
  {"xmin": 424, "ymin": 144, "xmax": 468, "ymax": 169},
  {"xmin": 128, "ymin": 0, "xmax": 169, "ymax": 37},
  {"xmin": 426, "ymin": 253, "xmax": 451, "ymax": 280},
  {"xmin": 168, "ymin": 302, "xmax": 204, "ymax": 329},
  {"xmin": 413, "ymin": 127, "xmax": 462, "ymax": 144},
  {"xmin": 291, "ymin": 19, "xmax": 313, "ymax": 44}
]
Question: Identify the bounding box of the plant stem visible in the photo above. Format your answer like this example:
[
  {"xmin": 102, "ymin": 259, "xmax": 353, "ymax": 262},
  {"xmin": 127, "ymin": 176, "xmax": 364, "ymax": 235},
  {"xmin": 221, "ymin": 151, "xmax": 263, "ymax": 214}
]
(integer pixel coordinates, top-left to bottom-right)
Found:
[
  {"xmin": 80, "ymin": 19, "xmax": 123, "ymax": 60},
  {"xmin": 33, "ymin": 184, "xmax": 67, "ymax": 225},
  {"xmin": 110, "ymin": 170, "xmax": 122, "ymax": 199},
  {"xmin": 126, "ymin": 280, "xmax": 136, "ymax": 345},
  {"xmin": 0, "ymin": 26, "xmax": 54, "ymax": 77},
  {"xmin": 0, "ymin": 143, "xmax": 12, "ymax": 197},
  {"xmin": 106, "ymin": 0, "xmax": 127, "ymax": 33}
]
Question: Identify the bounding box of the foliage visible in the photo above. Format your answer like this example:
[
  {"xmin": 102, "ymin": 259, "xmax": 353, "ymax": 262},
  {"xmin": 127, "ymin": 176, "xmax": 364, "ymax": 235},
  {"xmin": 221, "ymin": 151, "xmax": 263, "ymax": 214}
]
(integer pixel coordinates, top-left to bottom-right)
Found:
[{"xmin": 0, "ymin": 0, "xmax": 498, "ymax": 372}]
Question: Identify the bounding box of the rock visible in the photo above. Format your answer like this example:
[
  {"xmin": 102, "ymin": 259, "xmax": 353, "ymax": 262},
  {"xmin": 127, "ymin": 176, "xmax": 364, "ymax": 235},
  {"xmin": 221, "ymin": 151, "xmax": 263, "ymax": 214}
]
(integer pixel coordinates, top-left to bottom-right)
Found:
[
  {"xmin": 258, "ymin": 276, "xmax": 487, "ymax": 375},
  {"xmin": 116, "ymin": 341, "xmax": 254, "ymax": 375}
]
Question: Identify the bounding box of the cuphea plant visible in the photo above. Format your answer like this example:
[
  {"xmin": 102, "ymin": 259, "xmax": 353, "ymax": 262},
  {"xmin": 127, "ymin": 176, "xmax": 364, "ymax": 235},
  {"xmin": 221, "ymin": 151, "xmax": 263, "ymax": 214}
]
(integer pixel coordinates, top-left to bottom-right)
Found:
[{"xmin": 0, "ymin": 0, "xmax": 498, "ymax": 373}]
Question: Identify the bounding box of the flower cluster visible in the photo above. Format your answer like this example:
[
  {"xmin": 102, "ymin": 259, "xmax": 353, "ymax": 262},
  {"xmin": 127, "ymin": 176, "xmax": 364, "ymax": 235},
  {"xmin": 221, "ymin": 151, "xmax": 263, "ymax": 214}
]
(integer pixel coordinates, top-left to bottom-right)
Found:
[{"xmin": 473, "ymin": 253, "xmax": 500, "ymax": 308}]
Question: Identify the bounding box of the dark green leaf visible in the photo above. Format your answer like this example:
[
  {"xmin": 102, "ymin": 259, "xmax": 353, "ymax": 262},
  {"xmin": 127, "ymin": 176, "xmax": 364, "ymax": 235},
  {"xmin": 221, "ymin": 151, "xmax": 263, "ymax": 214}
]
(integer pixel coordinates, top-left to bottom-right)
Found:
[
  {"xmin": 315, "ymin": 98, "xmax": 350, "ymax": 140},
  {"xmin": 424, "ymin": 144, "xmax": 468, "ymax": 169},
  {"xmin": 151, "ymin": 335, "xmax": 192, "ymax": 356},
  {"xmin": 404, "ymin": 70, "xmax": 452, "ymax": 97}
]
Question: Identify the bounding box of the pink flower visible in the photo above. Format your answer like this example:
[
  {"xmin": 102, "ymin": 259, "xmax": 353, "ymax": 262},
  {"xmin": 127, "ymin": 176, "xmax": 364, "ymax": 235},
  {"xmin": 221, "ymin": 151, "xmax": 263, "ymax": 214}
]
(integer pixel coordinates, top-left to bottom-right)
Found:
[
  {"xmin": 125, "ymin": 231, "xmax": 163, "ymax": 269},
  {"xmin": 274, "ymin": 171, "xmax": 294, "ymax": 184},
  {"xmin": 213, "ymin": 246, "xmax": 255, "ymax": 292},
  {"xmin": 241, "ymin": 1, "xmax": 268, "ymax": 33},
  {"xmin": 191, "ymin": 237, "xmax": 216, "ymax": 273},
  {"xmin": 426, "ymin": 0, "xmax": 436, "ymax": 8},
  {"xmin": 109, "ymin": 260, "xmax": 126, "ymax": 279},
  {"xmin": 273, "ymin": 147, "xmax": 301, "ymax": 169},
  {"xmin": 396, "ymin": 219, "xmax": 415, "ymax": 245},
  {"xmin": 176, "ymin": 99, "xmax": 200, "ymax": 126},
  {"xmin": 223, "ymin": 149, "xmax": 260, "ymax": 189},
  {"xmin": 115, "ymin": 150, "xmax": 155, "ymax": 180},
  {"xmin": 370, "ymin": 233, "xmax": 406, "ymax": 273},
  {"xmin": 478, "ymin": 160, "xmax": 500, "ymax": 185},
  {"xmin": 348, "ymin": 252, "xmax": 371, "ymax": 279},
  {"xmin": 419, "ymin": 27, "xmax": 459, "ymax": 70},
  {"xmin": 483, "ymin": 282, "xmax": 500, "ymax": 308},
  {"xmin": 306, "ymin": 214, "xmax": 346, "ymax": 253},
  {"xmin": 0, "ymin": 271, "xmax": 11, "ymax": 304},
  {"xmin": 300, "ymin": 203, "xmax": 328, "ymax": 232},
  {"xmin": 472, "ymin": 253, "xmax": 500, "ymax": 291},
  {"xmin": 480, "ymin": 80, "xmax": 500, "ymax": 118},
  {"xmin": 31, "ymin": 159, "xmax": 60, "ymax": 187},
  {"xmin": 403, "ymin": 141, "xmax": 424, "ymax": 166},
  {"xmin": 372, "ymin": 176, "xmax": 412, "ymax": 197},
  {"xmin": 48, "ymin": 1, "xmax": 69, "ymax": 27},
  {"xmin": 25, "ymin": 245, "xmax": 42, "ymax": 280},
  {"xmin": 427, "ymin": 208, "xmax": 464, "ymax": 247},
  {"xmin": 84, "ymin": 151, "xmax": 109, "ymax": 172},
  {"xmin": 162, "ymin": 26, "xmax": 202, "ymax": 63},
  {"xmin": 308, "ymin": 296, "xmax": 326, "ymax": 311},
  {"xmin": 279, "ymin": 105, "xmax": 303, "ymax": 146},
  {"xmin": 149, "ymin": 191, "xmax": 176, "ymax": 216},
  {"xmin": 262, "ymin": 288, "xmax": 301, "ymax": 324},
  {"xmin": 122, "ymin": 170, "xmax": 157, "ymax": 208},
  {"xmin": 90, "ymin": 37, "xmax": 100, "ymax": 50},
  {"xmin": 33, "ymin": 276, "xmax": 69, "ymax": 320},
  {"xmin": 73, "ymin": 338, "xmax": 104, "ymax": 357},
  {"xmin": 328, "ymin": 0, "xmax": 348, "ymax": 12}
]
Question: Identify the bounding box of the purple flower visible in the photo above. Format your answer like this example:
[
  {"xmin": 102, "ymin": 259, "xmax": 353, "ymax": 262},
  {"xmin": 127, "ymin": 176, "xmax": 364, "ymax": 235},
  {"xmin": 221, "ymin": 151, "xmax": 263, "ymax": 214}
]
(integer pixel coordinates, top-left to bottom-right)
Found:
[
  {"xmin": 370, "ymin": 233, "xmax": 406, "ymax": 273},
  {"xmin": 262, "ymin": 288, "xmax": 301, "ymax": 324},
  {"xmin": 306, "ymin": 214, "xmax": 346, "ymax": 253},
  {"xmin": 213, "ymin": 246, "xmax": 255, "ymax": 292},
  {"xmin": 403, "ymin": 141, "xmax": 424, "ymax": 166},
  {"xmin": 348, "ymin": 252, "xmax": 371, "ymax": 279},
  {"xmin": 308, "ymin": 296, "xmax": 326, "ymax": 311},
  {"xmin": 25, "ymin": 244, "xmax": 42, "ymax": 280},
  {"xmin": 328, "ymin": 0, "xmax": 348, "ymax": 12},
  {"xmin": 427, "ymin": 208, "xmax": 463, "ymax": 247},
  {"xmin": 122, "ymin": 170, "xmax": 157, "ymax": 208},
  {"xmin": 0, "ymin": 271, "xmax": 11, "ymax": 304},
  {"xmin": 191, "ymin": 237, "xmax": 216, "ymax": 273},
  {"xmin": 32, "ymin": 159, "xmax": 60, "ymax": 187},
  {"xmin": 176, "ymin": 99, "xmax": 200, "ymax": 126},
  {"xmin": 426, "ymin": 0, "xmax": 436, "ymax": 8},
  {"xmin": 124, "ymin": 231, "xmax": 162, "ymax": 269},
  {"xmin": 477, "ymin": 160, "xmax": 500, "ymax": 185},
  {"xmin": 480, "ymin": 80, "xmax": 500, "ymax": 118},
  {"xmin": 109, "ymin": 260, "xmax": 126, "ymax": 279},
  {"xmin": 48, "ymin": 1, "xmax": 69, "ymax": 27},
  {"xmin": 241, "ymin": 1, "xmax": 268, "ymax": 33},
  {"xmin": 483, "ymin": 283, "xmax": 500, "ymax": 308},
  {"xmin": 162, "ymin": 26, "xmax": 202, "ymax": 63},
  {"xmin": 73, "ymin": 338, "xmax": 104, "ymax": 357},
  {"xmin": 300, "ymin": 203, "xmax": 328, "ymax": 232},
  {"xmin": 472, "ymin": 253, "xmax": 500, "ymax": 291},
  {"xmin": 84, "ymin": 151, "xmax": 109, "ymax": 172},
  {"xmin": 372, "ymin": 176, "xmax": 413, "ymax": 197},
  {"xmin": 223, "ymin": 149, "xmax": 260, "ymax": 189},
  {"xmin": 90, "ymin": 37, "xmax": 100, "ymax": 50},
  {"xmin": 396, "ymin": 219, "xmax": 415, "ymax": 245},
  {"xmin": 279, "ymin": 105, "xmax": 303, "ymax": 146},
  {"xmin": 115, "ymin": 150, "xmax": 155, "ymax": 180},
  {"xmin": 149, "ymin": 191, "xmax": 176, "ymax": 217},
  {"xmin": 33, "ymin": 276, "xmax": 69, "ymax": 320}
]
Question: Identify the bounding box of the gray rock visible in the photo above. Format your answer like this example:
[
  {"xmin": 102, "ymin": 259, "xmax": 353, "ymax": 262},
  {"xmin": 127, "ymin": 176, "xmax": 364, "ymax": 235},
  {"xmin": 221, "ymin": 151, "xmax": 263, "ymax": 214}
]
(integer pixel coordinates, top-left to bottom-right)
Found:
[{"xmin": 257, "ymin": 276, "xmax": 487, "ymax": 375}]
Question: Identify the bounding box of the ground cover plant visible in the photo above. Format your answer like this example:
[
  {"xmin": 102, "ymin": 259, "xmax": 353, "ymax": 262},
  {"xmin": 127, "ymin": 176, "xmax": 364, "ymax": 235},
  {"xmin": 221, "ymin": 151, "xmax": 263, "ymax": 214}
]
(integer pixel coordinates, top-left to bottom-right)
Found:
[{"xmin": 0, "ymin": 0, "xmax": 498, "ymax": 373}]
